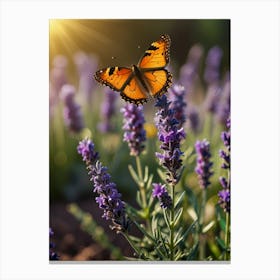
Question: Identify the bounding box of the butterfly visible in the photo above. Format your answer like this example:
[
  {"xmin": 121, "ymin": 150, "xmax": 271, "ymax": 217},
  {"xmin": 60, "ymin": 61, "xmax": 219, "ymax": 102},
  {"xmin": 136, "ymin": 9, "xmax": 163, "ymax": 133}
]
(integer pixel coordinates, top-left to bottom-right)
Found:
[{"xmin": 94, "ymin": 34, "xmax": 172, "ymax": 105}]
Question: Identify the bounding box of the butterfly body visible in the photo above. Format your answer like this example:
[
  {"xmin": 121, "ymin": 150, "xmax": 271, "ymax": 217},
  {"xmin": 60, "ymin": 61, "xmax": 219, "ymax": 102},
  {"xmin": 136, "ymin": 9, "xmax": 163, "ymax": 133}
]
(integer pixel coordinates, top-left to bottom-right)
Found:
[{"xmin": 94, "ymin": 34, "xmax": 172, "ymax": 105}]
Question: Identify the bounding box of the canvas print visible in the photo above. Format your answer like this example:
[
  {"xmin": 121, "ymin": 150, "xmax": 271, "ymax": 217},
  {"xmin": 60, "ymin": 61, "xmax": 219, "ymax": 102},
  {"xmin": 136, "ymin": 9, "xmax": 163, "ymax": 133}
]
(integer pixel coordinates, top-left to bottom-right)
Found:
[{"xmin": 49, "ymin": 19, "xmax": 230, "ymax": 261}]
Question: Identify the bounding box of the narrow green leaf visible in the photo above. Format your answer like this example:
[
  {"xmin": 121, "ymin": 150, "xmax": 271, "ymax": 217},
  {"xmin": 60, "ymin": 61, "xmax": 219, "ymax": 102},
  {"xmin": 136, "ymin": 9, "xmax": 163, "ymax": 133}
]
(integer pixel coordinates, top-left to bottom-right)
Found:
[
  {"xmin": 216, "ymin": 236, "xmax": 226, "ymax": 250},
  {"xmin": 163, "ymin": 209, "xmax": 170, "ymax": 229},
  {"xmin": 202, "ymin": 220, "xmax": 216, "ymax": 233},
  {"xmin": 133, "ymin": 220, "xmax": 156, "ymax": 243},
  {"xmin": 187, "ymin": 207, "xmax": 198, "ymax": 221},
  {"xmin": 175, "ymin": 191, "xmax": 186, "ymax": 209},
  {"xmin": 151, "ymin": 215, "xmax": 157, "ymax": 237},
  {"xmin": 143, "ymin": 165, "xmax": 149, "ymax": 183},
  {"xmin": 186, "ymin": 242, "xmax": 199, "ymax": 260},
  {"xmin": 136, "ymin": 190, "xmax": 142, "ymax": 207},
  {"xmin": 158, "ymin": 230, "xmax": 169, "ymax": 256},
  {"xmin": 147, "ymin": 174, "xmax": 154, "ymax": 191},
  {"xmin": 182, "ymin": 219, "xmax": 198, "ymax": 240},
  {"xmin": 128, "ymin": 164, "xmax": 139, "ymax": 183},
  {"xmin": 174, "ymin": 207, "xmax": 183, "ymax": 227},
  {"xmin": 185, "ymin": 185, "xmax": 199, "ymax": 215}
]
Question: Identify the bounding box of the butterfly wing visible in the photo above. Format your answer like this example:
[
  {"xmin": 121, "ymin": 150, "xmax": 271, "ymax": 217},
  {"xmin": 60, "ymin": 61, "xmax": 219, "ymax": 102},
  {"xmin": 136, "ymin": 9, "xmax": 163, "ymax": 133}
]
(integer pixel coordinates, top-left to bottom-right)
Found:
[
  {"xmin": 138, "ymin": 34, "xmax": 171, "ymax": 69},
  {"xmin": 94, "ymin": 66, "xmax": 148, "ymax": 105},
  {"xmin": 142, "ymin": 69, "xmax": 172, "ymax": 98},
  {"xmin": 138, "ymin": 34, "xmax": 172, "ymax": 98},
  {"xmin": 94, "ymin": 67, "xmax": 132, "ymax": 91}
]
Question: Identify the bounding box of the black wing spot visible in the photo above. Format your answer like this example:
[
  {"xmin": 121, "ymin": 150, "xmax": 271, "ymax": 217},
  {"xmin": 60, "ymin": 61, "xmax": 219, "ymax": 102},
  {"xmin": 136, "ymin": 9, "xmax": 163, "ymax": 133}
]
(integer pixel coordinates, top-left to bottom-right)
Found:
[
  {"xmin": 143, "ymin": 52, "xmax": 151, "ymax": 57},
  {"xmin": 109, "ymin": 67, "xmax": 115, "ymax": 76},
  {"xmin": 148, "ymin": 45, "xmax": 159, "ymax": 51}
]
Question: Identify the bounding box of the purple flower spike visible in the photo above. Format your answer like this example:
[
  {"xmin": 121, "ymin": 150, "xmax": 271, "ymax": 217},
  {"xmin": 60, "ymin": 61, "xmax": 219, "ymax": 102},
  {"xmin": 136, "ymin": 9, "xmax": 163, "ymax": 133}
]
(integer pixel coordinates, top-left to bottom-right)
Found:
[
  {"xmin": 121, "ymin": 103, "xmax": 146, "ymax": 157},
  {"xmin": 169, "ymin": 84, "xmax": 187, "ymax": 129},
  {"xmin": 218, "ymin": 116, "xmax": 231, "ymax": 213},
  {"xmin": 195, "ymin": 139, "xmax": 213, "ymax": 189},
  {"xmin": 204, "ymin": 46, "xmax": 223, "ymax": 85},
  {"xmin": 77, "ymin": 138, "xmax": 128, "ymax": 232},
  {"xmin": 77, "ymin": 138, "xmax": 99, "ymax": 164},
  {"xmin": 152, "ymin": 183, "xmax": 172, "ymax": 209},
  {"xmin": 98, "ymin": 88, "xmax": 117, "ymax": 133},
  {"xmin": 179, "ymin": 44, "xmax": 204, "ymax": 92},
  {"xmin": 49, "ymin": 228, "xmax": 59, "ymax": 260},
  {"xmin": 155, "ymin": 95, "xmax": 186, "ymax": 185},
  {"xmin": 60, "ymin": 84, "xmax": 84, "ymax": 133}
]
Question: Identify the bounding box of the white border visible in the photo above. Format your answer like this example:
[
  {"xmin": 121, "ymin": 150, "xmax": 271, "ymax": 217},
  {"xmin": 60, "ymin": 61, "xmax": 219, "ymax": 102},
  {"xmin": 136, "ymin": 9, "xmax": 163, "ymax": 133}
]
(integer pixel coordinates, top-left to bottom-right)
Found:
[{"xmin": 0, "ymin": 0, "xmax": 279, "ymax": 279}]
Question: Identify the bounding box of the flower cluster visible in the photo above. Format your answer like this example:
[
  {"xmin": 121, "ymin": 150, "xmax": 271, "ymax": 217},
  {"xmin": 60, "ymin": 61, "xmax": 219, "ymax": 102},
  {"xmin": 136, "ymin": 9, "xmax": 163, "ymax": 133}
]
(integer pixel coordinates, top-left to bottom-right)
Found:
[
  {"xmin": 204, "ymin": 46, "xmax": 223, "ymax": 85},
  {"xmin": 152, "ymin": 183, "xmax": 172, "ymax": 209},
  {"xmin": 98, "ymin": 88, "xmax": 117, "ymax": 133},
  {"xmin": 155, "ymin": 95, "xmax": 186, "ymax": 185},
  {"xmin": 195, "ymin": 139, "xmax": 213, "ymax": 189},
  {"xmin": 49, "ymin": 228, "xmax": 59, "ymax": 260},
  {"xmin": 169, "ymin": 84, "xmax": 187, "ymax": 129},
  {"xmin": 60, "ymin": 84, "xmax": 84, "ymax": 133},
  {"xmin": 179, "ymin": 44, "xmax": 203, "ymax": 94},
  {"xmin": 77, "ymin": 139, "xmax": 127, "ymax": 232},
  {"xmin": 218, "ymin": 117, "xmax": 231, "ymax": 212},
  {"xmin": 121, "ymin": 103, "xmax": 146, "ymax": 157}
]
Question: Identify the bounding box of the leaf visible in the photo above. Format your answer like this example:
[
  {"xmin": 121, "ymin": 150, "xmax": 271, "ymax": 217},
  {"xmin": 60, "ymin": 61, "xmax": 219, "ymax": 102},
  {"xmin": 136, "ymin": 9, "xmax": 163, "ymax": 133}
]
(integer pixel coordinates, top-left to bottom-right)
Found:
[
  {"xmin": 133, "ymin": 220, "xmax": 156, "ymax": 243},
  {"xmin": 182, "ymin": 219, "xmax": 198, "ymax": 240},
  {"xmin": 163, "ymin": 209, "xmax": 170, "ymax": 229},
  {"xmin": 186, "ymin": 243, "xmax": 199, "ymax": 260},
  {"xmin": 187, "ymin": 207, "xmax": 198, "ymax": 221},
  {"xmin": 174, "ymin": 207, "xmax": 183, "ymax": 227},
  {"xmin": 128, "ymin": 164, "xmax": 139, "ymax": 183},
  {"xmin": 216, "ymin": 236, "xmax": 226, "ymax": 250},
  {"xmin": 174, "ymin": 191, "xmax": 186, "ymax": 209},
  {"xmin": 185, "ymin": 185, "xmax": 199, "ymax": 215},
  {"xmin": 143, "ymin": 165, "xmax": 149, "ymax": 183},
  {"xmin": 136, "ymin": 190, "xmax": 143, "ymax": 207},
  {"xmin": 202, "ymin": 220, "xmax": 216, "ymax": 233},
  {"xmin": 151, "ymin": 215, "xmax": 157, "ymax": 237}
]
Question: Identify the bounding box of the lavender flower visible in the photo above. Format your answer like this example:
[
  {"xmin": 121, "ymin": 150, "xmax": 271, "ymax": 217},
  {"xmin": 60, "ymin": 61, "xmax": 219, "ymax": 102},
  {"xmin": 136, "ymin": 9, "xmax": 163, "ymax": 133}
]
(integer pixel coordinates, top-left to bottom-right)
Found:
[
  {"xmin": 60, "ymin": 84, "xmax": 84, "ymax": 133},
  {"xmin": 187, "ymin": 105, "xmax": 200, "ymax": 134},
  {"xmin": 218, "ymin": 116, "xmax": 231, "ymax": 213},
  {"xmin": 204, "ymin": 46, "xmax": 223, "ymax": 85},
  {"xmin": 121, "ymin": 103, "xmax": 146, "ymax": 157},
  {"xmin": 155, "ymin": 95, "xmax": 186, "ymax": 185},
  {"xmin": 77, "ymin": 139, "xmax": 128, "ymax": 232},
  {"xmin": 49, "ymin": 228, "xmax": 59, "ymax": 260},
  {"xmin": 179, "ymin": 44, "xmax": 204, "ymax": 92},
  {"xmin": 98, "ymin": 88, "xmax": 117, "ymax": 133},
  {"xmin": 152, "ymin": 183, "xmax": 172, "ymax": 209},
  {"xmin": 216, "ymin": 72, "xmax": 230, "ymax": 126},
  {"xmin": 73, "ymin": 51, "xmax": 98, "ymax": 103},
  {"xmin": 77, "ymin": 138, "xmax": 99, "ymax": 164},
  {"xmin": 169, "ymin": 84, "xmax": 187, "ymax": 129},
  {"xmin": 195, "ymin": 139, "xmax": 213, "ymax": 189}
]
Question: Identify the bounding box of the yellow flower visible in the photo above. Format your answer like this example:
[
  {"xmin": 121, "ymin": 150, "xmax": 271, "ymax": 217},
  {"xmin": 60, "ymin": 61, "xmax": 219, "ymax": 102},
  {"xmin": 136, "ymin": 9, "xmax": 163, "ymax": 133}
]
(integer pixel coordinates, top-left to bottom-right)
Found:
[{"xmin": 144, "ymin": 123, "xmax": 157, "ymax": 138}]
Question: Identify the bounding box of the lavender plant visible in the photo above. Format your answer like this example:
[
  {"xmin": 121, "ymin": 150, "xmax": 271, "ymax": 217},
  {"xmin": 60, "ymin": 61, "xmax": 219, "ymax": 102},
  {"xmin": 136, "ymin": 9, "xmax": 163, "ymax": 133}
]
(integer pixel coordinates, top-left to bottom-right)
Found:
[
  {"xmin": 50, "ymin": 41, "xmax": 231, "ymax": 261},
  {"xmin": 49, "ymin": 228, "xmax": 59, "ymax": 260},
  {"xmin": 60, "ymin": 84, "xmax": 84, "ymax": 133},
  {"xmin": 98, "ymin": 88, "xmax": 117, "ymax": 133},
  {"xmin": 218, "ymin": 116, "xmax": 231, "ymax": 260}
]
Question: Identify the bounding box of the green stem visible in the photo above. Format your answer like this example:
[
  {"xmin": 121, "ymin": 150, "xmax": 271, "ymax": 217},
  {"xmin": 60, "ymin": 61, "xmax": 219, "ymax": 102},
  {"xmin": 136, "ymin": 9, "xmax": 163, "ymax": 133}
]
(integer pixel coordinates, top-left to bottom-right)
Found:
[
  {"xmin": 136, "ymin": 156, "xmax": 146, "ymax": 208},
  {"xmin": 199, "ymin": 188, "xmax": 207, "ymax": 260},
  {"xmin": 224, "ymin": 212, "xmax": 230, "ymax": 260},
  {"xmin": 170, "ymin": 184, "xmax": 175, "ymax": 260},
  {"xmin": 122, "ymin": 232, "xmax": 142, "ymax": 258}
]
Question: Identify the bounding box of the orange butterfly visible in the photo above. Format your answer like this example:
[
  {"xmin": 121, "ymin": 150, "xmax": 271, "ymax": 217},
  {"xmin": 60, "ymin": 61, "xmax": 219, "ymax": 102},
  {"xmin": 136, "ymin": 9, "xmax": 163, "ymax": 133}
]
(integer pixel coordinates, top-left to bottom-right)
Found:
[{"xmin": 94, "ymin": 34, "xmax": 172, "ymax": 105}]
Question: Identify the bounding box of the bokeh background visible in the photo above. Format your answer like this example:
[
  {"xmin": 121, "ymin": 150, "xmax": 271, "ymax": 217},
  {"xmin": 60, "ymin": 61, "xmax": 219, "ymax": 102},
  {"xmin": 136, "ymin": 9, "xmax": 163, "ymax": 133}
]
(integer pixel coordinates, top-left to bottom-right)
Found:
[{"xmin": 49, "ymin": 19, "xmax": 230, "ymax": 260}]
